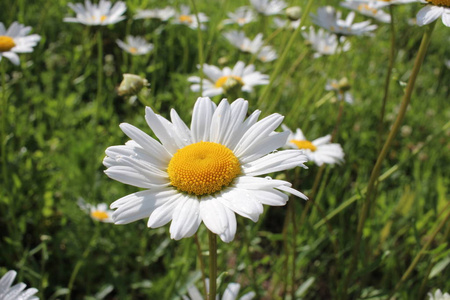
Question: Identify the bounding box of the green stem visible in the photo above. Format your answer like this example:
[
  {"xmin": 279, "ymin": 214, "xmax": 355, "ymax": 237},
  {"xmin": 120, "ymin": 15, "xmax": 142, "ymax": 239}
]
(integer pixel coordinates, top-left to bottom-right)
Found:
[
  {"xmin": 95, "ymin": 29, "xmax": 103, "ymax": 126},
  {"xmin": 342, "ymin": 21, "xmax": 436, "ymax": 298},
  {"xmin": 1, "ymin": 63, "xmax": 7, "ymax": 190},
  {"xmin": 194, "ymin": 234, "xmax": 208, "ymax": 300},
  {"xmin": 190, "ymin": 0, "xmax": 204, "ymax": 96},
  {"xmin": 208, "ymin": 230, "xmax": 217, "ymax": 300}
]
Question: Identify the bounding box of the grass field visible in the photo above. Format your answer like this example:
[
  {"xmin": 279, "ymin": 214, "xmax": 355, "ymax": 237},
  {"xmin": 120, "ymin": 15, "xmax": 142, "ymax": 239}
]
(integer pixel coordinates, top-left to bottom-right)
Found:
[{"xmin": 0, "ymin": 0, "xmax": 449, "ymax": 299}]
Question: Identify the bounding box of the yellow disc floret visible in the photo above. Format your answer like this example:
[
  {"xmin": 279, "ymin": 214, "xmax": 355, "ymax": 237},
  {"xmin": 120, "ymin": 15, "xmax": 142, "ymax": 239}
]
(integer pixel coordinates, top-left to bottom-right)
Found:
[
  {"xmin": 167, "ymin": 142, "xmax": 241, "ymax": 196},
  {"xmin": 179, "ymin": 15, "xmax": 193, "ymax": 23},
  {"xmin": 91, "ymin": 211, "xmax": 109, "ymax": 221},
  {"xmin": 215, "ymin": 75, "xmax": 244, "ymax": 88},
  {"xmin": 0, "ymin": 36, "xmax": 16, "ymax": 52},
  {"xmin": 425, "ymin": 0, "xmax": 450, "ymax": 7},
  {"xmin": 290, "ymin": 140, "xmax": 317, "ymax": 152},
  {"xmin": 100, "ymin": 15, "xmax": 107, "ymax": 22}
]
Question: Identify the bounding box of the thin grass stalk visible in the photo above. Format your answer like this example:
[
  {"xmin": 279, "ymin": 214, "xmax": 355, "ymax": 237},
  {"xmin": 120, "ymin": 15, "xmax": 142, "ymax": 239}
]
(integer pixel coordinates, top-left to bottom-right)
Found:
[
  {"xmin": 1, "ymin": 63, "xmax": 7, "ymax": 190},
  {"xmin": 342, "ymin": 22, "xmax": 436, "ymax": 298},
  {"xmin": 208, "ymin": 230, "xmax": 217, "ymax": 300},
  {"xmin": 194, "ymin": 233, "xmax": 208, "ymax": 299},
  {"xmin": 94, "ymin": 29, "xmax": 103, "ymax": 128},
  {"xmin": 190, "ymin": 0, "xmax": 204, "ymax": 96}
]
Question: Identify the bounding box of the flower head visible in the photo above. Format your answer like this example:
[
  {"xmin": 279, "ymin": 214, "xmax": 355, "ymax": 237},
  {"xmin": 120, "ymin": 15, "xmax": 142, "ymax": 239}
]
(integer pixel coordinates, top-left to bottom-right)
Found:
[
  {"xmin": 188, "ymin": 61, "xmax": 269, "ymax": 97},
  {"xmin": 223, "ymin": 6, "xmax": 256, "ymax": 27},
  {"xmin": 134, "ymin": 6, "xmax": 176, "ymax": 21},
  {"xmin": 183, "ymin": 279, "xmax": 255, "ymax": 300},
  {"xmin": 223, "ymin": 31, "xmax": 264, "ymax": 54},
  {"xmin": 104, "ymin": 97, "xmax": 308, "ymax": 242},
  {"xmin": 173, "ymin": 5, "xmax": 209, "ymax": 30},
  {"xmin": 250, "ymin": 0, "xmax": 287, "ymax": 15},
  {"xmin": 428, "ymin": 289, "xmax": 450, "ymax": 300},
  {"xmin": 0, "ymin": 22, "xmax": 41, "ymax": 65},
  {"xmin": 78, "ymin": 198, "xmax": 114, "ymax": 223},
  {"xmin": 325, "ymin": 78, "xmax": 354, "ymax": 104},
  {"xmin": 64, "ymin": 0, "xmax": 126, "ymax": 26},
  {"xmin": 283, "ymin": 125, "xmax": 344, "ymax": 166},
  {"xmin": 116, "ymin": 36, "xmax": 153, "ymax": 55},
  {"xmin": 0, "ymin": 270, "xmax": 38, "ymax": 300},
  {"xmin": 416, "ymin": 0, "xmax": 450, "ymax": 27},
  {"xmin": 302, "ymin": 27, "xmax": 350, "ymax": 58},
  {"xmin": 117, "ymin": 73, "xmax": 149, "ymax": 96},
  {"xmin": 311, "ymin": 6, "xmax": 378, "ymax": 35},
  {"xmin": 340, "ymin": 1, "xmax": 391, "ymax": 23}
]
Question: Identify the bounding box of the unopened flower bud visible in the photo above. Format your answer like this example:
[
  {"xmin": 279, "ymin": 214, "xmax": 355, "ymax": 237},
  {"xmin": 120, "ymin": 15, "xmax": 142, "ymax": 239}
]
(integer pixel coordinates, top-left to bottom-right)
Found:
[
  {"xmin": 222, "ymin": 76, "xmax": 244, "ymax": 96},
  {"xmin": 118, "ymin": 74, "xmax": 149, "ymax": 96},
  {"xmin": 286, "ymin": 6, "xmax": 301, "ymax": 21},
  {"xmin": 337, "ymin": 77, "xmax": 351, "ymax": 92}
]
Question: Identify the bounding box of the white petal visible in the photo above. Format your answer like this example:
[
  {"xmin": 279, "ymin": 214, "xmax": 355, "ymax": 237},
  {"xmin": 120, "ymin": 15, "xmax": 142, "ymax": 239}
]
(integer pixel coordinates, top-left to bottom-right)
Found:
[
  {"xmin": 199, "ymin": 196, "xmax": 237, "ymax": 243},
  {"xmin": 218, "ymin": 188, "xmax": 263, "ymax": 222},
  {"xmin": 191, "ymin": 97, "xmax": 216, "ymax": 142},
  {"xmin": 170, "ymin": 195, "xmax": 201, "ymax": 240}
]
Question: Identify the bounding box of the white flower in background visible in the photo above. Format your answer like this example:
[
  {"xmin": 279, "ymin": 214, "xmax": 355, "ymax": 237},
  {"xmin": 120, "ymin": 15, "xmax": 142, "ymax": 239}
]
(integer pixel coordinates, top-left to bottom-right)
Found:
[
  {"xmin": 273, "ymin": 17, "xmax": 302, "ymax": 29},
  {"xmin": 78, "ymin": 198, "xmax": 114, "ymax": 223},
  {"xmin": 104, "ymin": 97, "xmax": 308, "ymax": 242},
  {"xmin": 183, "ymin": 279, "xmax": 255, "ymax": 300},
  {"xmin": 223, "ymin": 6, "xmax": 256, "ymax": 26},
  {"xmin": 416, "ymin": 0, "xmax": 450, "ymax": 27},
  {"xmin": 311, "ymin": 6, "xmax": 378, "ymax": 35},
  {"xmin": 428, "ymin": 289, "xmax": 450, "ymax": 300},
  {"xmin": 326, "ymin": 78, "xmax": 354, "ymax": 104},
  {"xmin": 188, "ymin": 61, "xmax": 269, "ymax": 97},
  {"xmin": 283, "ymin": 125, "xmax": 344, "ymax": 166},
  {"xmin": 116, "ymin": 36, "xmax": 153, "ymax": 55},
  {"xmin": 371, "ymin": 0, "xmax": 417, "ymax": 6},
  {"xmin": 223, "ymin": 31, "xmax": 264, "ymax": 54},
  {"xmin": 117, "ymin": 73, "xmax": 149, "ymax": 97},
  {"xmin": 250, "ymin": 0, "xmax": 287, "ymax": 15},
  {"xmin": 257, "ymin": 46, "xmax": 278, "ymax": 62},
  {"xmin": 64, "ymin": 0, "xmax": 126, "ymax": 26},
  {"xmin": 445, "ymin": 59, "xmax": 450, "ymax": 69},
  {"xmin": 0, "ymin": 22, "xmax": 41, "ymax": 65},
  {"xmin": 0, "ymin": 270, "xmax": 38, "ymax": 300},
  {"xmin": 302, "ymin": 27, "xmax": 350, "ymax": 58},
  {"xmin": 173, "ymin": 5, "xmax": 209, "ymax": 30},
  {"xmin": 340, "ymin": 1, "xmax": 391, "ymax": 23},
  {"xmin": 134, "ymin": 6, "xmax": 176, "ymax": 21}
]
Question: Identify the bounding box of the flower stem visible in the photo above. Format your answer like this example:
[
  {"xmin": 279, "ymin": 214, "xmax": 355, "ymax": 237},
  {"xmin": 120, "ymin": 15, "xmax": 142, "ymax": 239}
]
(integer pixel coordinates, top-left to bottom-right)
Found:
[
  {"xmin": 190, "ymin": 0, "xmax": 204, "ymax": 96},
  {"xmin": 342, "ymin": 21, "xmax": 436, "ymax": 298},
  {"xmin": 94, "ymin": 29, "xmax": 103, "ymax": 127},
  {"xmin": 194, "ymin": 233, "xmax": 208, "ymax": 299},
  {"xmin": 208, "ymin": 230, "xmax": 217, "ymax": 300},
  {"xmin": 1, "ymin": 63, "xmax": 7, "ymax": 190}
]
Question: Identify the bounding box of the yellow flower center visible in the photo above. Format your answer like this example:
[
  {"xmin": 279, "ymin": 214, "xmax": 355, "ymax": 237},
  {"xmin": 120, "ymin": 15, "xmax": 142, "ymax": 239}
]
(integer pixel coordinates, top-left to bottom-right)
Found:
[
  {"xmin": 215, "ymin": 75, "xmax": 244, "ymax": 88},
  {"xmin": 0, "ymin": 36, "xmax": 16, "ymax": 52},
  {"xmin": 100, "ymin": 15, "xmax": 107, "ymax": 22},
  {"xmin": 290, "ymin": 140, "xmax": 317, "ymax": 151},
  {"xmin": 237, "ymin": 17, "xmax": 247, "ymax": 24},
  {"xmin": 91, "ymin": 210, "xmax": 109, "ymax": 220},
  {"xmin": 129, "ymin": 47, "xmax": 138, "ymax": 54},
  {"xmin": 179, "ymin": 15, "xmax": 193, "ymax": 23},
  {"xmin": 425, "ymin": 0, "xmax": 450, "ymax": 6},
  {"xmin": 357, "ymin": 4, "xmax": 378, "ymax": 14},
  {"xmin": 167, "ymin": 142, "xmax": 241, "ymax": 196}
]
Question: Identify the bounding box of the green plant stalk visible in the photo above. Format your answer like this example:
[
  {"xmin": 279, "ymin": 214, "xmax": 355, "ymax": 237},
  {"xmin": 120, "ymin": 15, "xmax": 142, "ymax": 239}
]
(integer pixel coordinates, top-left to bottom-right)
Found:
[
  {"xmin": 1, "ymin": 63, "xmax": 7, "ymax": 190},
  {"xmin": 94, "ymin": 29, "xmax": 103, "ymax": 127},
  {"xmin": 190, "ymin": 0, "xmax": 204, "ymax": 96},
  {"xmin": 194, "ymin": 234, "xmax": 208, "ymax": 299},
  {"xmin": 342, "ymin": 21, "xmax": 436, "ymax": 298},
  {"xmin": 208, "ymin": 230, "xmax": 217, "ymax": 300},
  {"xmin": 377, "ymin": 5, "xmax": 396, "ymax": 150},
  {"xmin": 257, "ymin": 0, "xmax": 314, "ymax": 109}
]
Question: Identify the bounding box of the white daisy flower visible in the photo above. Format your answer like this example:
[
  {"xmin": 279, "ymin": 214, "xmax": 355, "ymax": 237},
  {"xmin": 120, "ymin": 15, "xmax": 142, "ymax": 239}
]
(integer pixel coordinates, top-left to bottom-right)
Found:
[
  {"xmin": 64, "ymin": 0, "xmax": 126, "ymax": 26},
  {"xmin": 223, "ymin": 30, "xmax": 264, "ymax": 54},
  {"xmin": 0, "ymin": 270, "xmax": 38, "ymax": 300},
  {"xmin": 78, "ymin": 198, "xmax": 114, "ymax": 223},
  {"xmin": 183, "ymin": 279, "xmax": 255, "ymax": 300},
  {"xmin": 416, "ymin": 0, "xmax": 450, "ymax": 27},
  {"xmin": 273, "ymin": 17, "xmax": 302, "ymax": 29},
  {"xmin": 116, "ymin": 36, "xmax": 153, "ymax": 55},
  {"xmin": 134, "ymin": 6, "xmax": 176, "ymax": 21},
  {"xmin": 257, "ymin": 46, "xmax": 278, "ymax": 62},
  {"xmin": 340, "ymin": 1, "xmax": 391, "ymax": 23},
  {"xmin": 302, "ymin": 27, "xmax": 350, "ymax": 58},
  {"xmin": 325, "ymin": 78, "xmax": 354, "ymax": 104},
  {"xmin": 250, "ymin": 0, "xmax": 287, "ymax": 16},
  {"xmin": 104, "ymin": 97, "xmax": 308, "ymax": 243},
  {"xmin": 372, "ymin": 0, "xmax": 417, "ymax": 6},
  {"xmin": 0, "ymin": 22, "xmax": 41, "ymax": 65},
  {"xmin": 311, "ymin": 6, "xmax": 378, "ymax": 36},
  {"xmin": 282, "ymin": 125, "xmax": 344, "ymax": 166},
  {"xmin": 223, "ymin": 6, "xmax": 256, "ymax": 27},
  {"xmin": 188, "ymin": 61, "xmax": 269, "ymax": 97},
  {"xmin": 428, "ymin": 289, "xmax": 450, "ymax": 300},
  {"xmin": 173, "ymin": 5, "xmax": 209, "ymax": 30}
]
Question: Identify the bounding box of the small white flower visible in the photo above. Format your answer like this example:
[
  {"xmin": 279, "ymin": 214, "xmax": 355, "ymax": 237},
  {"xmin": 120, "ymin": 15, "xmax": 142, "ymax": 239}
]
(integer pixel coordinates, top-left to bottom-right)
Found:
[
  {"xmin": 283, "ymin": 125, "xmax": 345, "ymax": 166},
  {"xmin": 250, "ymin": 0, "xmax": 287, "ymax": 15},
  {"xmin": 325, "ymin": 78, "xmax": 354, "ymax": 104},
  {"xmin": 223, "ymin": 6, "xmax": 256, "ymax": 26},
  {"xmin": 0, "ymin": 22, "xmax": 41, "ymax": 65},
  {"xmin": 273, "ymin": 17, "xmax": 302, "ymax": 29},
  {"xmin": 302, "ymin": 27, "xmax": 350, "ymax": 58},
  {"xmin": 188, "ymin": 61, "xmax": 269, "ymax": 97},
  {"xmin": 134, "ymin": 6, "xmax": 176, "ymax": 21},
  {"xmin": 371, "ymin": 0, "xmax": 417, "ymax": 6},
  {"xmin": 104, "ymin": 97, "xmax": 308, "ymax": 242},
  {"xmin": 257, "ymin": 46, "xmax": 278, "ymax": 62},
  {"xmin": 223, "ymin": 30, "xmax": 264, "ymax": 54},
  {"xmin": 64, "ymin": 0, "xmax": 127, "ymax": 26},
  {"xmin": 173, "ymin": 5, "xmax": 209, "ymax": 30},
  {"xmin": 116, "ymin": 36, "xmax": 153, "ymax": 55},
  {"xmin": 183, "ymin": 279, "xmax": 255, "ymax": 300},
  {"xmin": 0, "ymin": 270, "xmax": 38, "ymax": 300},
  {"xmin": 428, "ymin": 289, "xmax": 450, "ymax": 300},
  {"xmin": 78, "ymin": 198, "xmax": 114, "ymax": 223},
  {"xmin": 311, "ymin": 6, "xmax": 378, "ymax": 35},
  {"xmin": 416, "ymin": 0, "xmax": 450, "ymax": 27},
  {"xmin": 340, "ymin": 1, "xmax": 391, "ymax": 23}
]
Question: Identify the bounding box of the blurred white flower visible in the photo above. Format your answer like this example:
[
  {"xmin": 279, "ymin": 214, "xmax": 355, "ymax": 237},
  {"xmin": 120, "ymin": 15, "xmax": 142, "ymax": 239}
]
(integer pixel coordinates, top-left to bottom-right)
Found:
[
  {"xmin": 117, "ymin": 73, "xmax": 149, "ymax": 96},
  {"xmin": 325, "ymin": 78, "xmax": 354, "ymax": 104},
  {"xmin": 416, "ymin": 0, "xmax": 450, "ymax": 27},
  {"xmin": 223, "ymin": 30, "xmax": 264, "ymax": 54},
  {"xmin": 188, "ymin": 61, "xmax": 269, "ymax": 96},
  {"xmin": 257, "ymin": 46, "xmax": 278, "ymax": 62},
  {"xmin": 173, "ymin": 5, "xmax": 208, "ymax": 30},
  {"xmin": 64, "ymin": 0, "xmax": 126, "ymax": 26},
  {"xmin": 311, "ymin": 6, "xmax": 377, "ymax": 35},
  {"xmin": 273, "ymin": 17, "xmax": 302, "ymax": 29},
  {"xmin": 223, "ymin": 6, "xmax": 256, "ymax": 26},
  {"xmin": 302, "ymin": 27, "xmax": 350, "ymax": 58},
  {"xmin": 78, "ymin": 198, "xmax": 114, "ymax": 223},
  {"xmin": 250, "ymin": 0, "xmax": 287, "ymax": 15},
  {"xmin": 283, "ymin": 125, "xmax": 345, "ymax": 166},
  {"xmin": 116, "ymin": 36, "xmax": 153, "ymax": 55},
  {"xmin": 0, "ymin": 270, "xmax": 38, "ymax": 300},
  {"xmin": 428, "ymin": 289, "xmax": 450, "ymax": 300},
  {"xmin": 134, "ymin": 6, "xmax": 176, "ymax": 21},
  {"xmin": 340, "ymin": 1, "xmax": 391, "ymax": 23},
  {"xmin": 0, "ymin": 22, "xmax": 41, "ymax": 65},
  {"xmin": 183, "ymin": 279, "xmax": 255, "ymax": 300}
]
